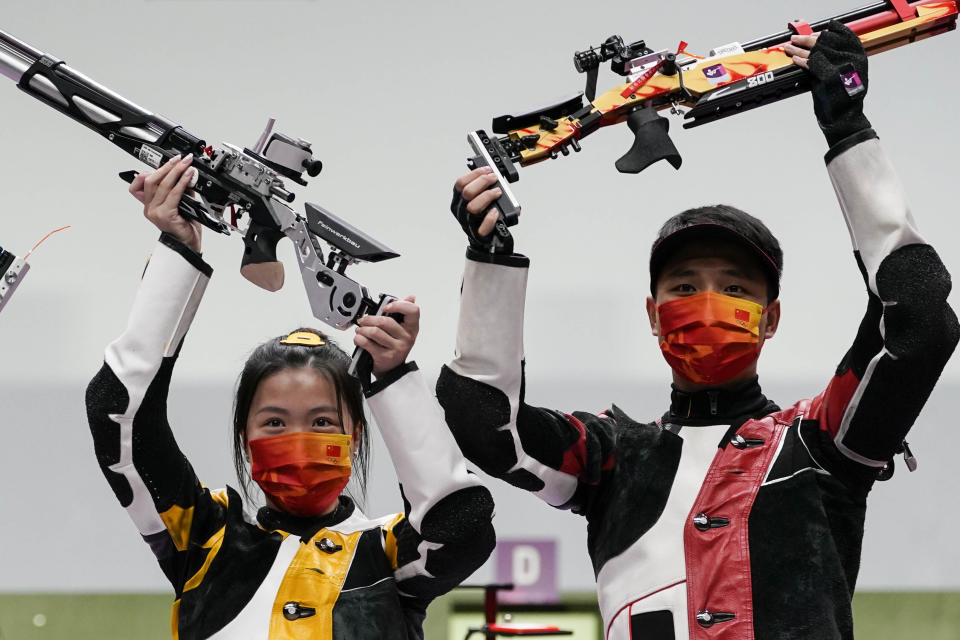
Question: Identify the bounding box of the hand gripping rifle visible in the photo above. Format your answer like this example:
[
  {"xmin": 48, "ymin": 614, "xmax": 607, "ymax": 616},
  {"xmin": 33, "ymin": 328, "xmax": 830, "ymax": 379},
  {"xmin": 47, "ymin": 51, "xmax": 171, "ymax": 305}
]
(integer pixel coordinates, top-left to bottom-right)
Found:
[
  {"xmin": 0, "ymin": 29, "xmax": 398, "ymax": 379},
  {"xmin": 468, "ymin": 0, "xmax": 958, "ymax": 229}
]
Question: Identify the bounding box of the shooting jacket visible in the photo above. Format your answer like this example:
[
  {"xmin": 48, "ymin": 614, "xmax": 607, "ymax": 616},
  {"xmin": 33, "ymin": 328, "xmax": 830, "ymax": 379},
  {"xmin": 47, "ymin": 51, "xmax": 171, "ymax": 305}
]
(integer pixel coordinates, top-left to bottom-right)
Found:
[
  {"xmin": 86, "ymin": 234, "xmax": 495, "ymax": 640},
  {"xmin": 436, "ymin": 132, "xmax": 958, "ymax": 640}
]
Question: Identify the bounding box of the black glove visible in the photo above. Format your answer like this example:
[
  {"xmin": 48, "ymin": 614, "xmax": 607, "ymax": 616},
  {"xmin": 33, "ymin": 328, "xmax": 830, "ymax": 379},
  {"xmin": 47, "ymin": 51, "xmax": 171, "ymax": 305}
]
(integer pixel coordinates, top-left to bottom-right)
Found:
[
  {"xmin": 806, "ymin": 21, "xmax": 872, "ymax": 147},
  {"xmin": 450, "ymin": 187, "xmax": 514, "ymax": 255}
]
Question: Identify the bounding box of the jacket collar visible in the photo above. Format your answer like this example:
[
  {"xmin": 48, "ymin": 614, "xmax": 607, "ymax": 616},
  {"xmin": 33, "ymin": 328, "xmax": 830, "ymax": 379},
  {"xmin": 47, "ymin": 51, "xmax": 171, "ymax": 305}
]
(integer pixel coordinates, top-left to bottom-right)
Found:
[
  {"xmin": 666, "ymin": 377, "xmax": 778, "ymax": 426},
  {"xmin": 257, "ymin": 495, "xmax": 356, "ymax": 540}
]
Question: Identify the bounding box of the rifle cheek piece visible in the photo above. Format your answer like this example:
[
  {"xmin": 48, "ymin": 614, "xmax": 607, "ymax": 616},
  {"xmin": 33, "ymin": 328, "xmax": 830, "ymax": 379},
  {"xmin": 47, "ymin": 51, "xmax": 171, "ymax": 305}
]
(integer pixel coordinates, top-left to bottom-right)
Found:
[
  {"xmin": 614, "ymin": 106, "xmax": 682, "ymax": 174},
  {"xmin": 241, "ymin": 261, "xmax": 285, "ymax": 292}
]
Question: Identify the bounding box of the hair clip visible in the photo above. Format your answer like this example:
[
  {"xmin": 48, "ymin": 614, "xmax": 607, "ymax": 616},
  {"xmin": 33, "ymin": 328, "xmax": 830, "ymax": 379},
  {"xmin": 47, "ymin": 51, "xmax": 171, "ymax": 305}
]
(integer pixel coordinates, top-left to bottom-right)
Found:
[{"xmin": 280, "ymin": 331, "xmax": 325, "ymax": 346}]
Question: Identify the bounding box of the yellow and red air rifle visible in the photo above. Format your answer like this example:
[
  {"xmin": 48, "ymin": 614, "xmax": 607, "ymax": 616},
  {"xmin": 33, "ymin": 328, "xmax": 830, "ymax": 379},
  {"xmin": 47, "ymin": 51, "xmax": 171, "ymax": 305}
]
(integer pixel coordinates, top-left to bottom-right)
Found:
[
  {"xmin": 0, "ymin": 29, "xmax": 399, "ymax": 376},
  {"xmin": 468, "ymin": 0, "xmax": 957, "ymax": 228}
]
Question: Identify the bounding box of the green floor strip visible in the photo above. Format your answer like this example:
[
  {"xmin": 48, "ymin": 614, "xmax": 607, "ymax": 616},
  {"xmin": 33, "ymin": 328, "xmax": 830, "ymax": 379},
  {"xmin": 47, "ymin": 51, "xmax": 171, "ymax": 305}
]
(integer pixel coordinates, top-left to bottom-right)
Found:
[
  {"xmin": 0, "ymin": 594, "xmax": 171, "ymax": 640},
  {"xmin": 0, "ymin": 591, "xmax": 957, "ymax": 639}
]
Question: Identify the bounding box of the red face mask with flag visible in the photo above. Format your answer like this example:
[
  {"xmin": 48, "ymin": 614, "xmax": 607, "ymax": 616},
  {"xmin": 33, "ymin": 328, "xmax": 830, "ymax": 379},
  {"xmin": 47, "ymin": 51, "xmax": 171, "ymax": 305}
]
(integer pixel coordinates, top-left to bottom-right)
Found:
[
  {"xmin": 656, "ymin": 291, "xmax": 765, "ymax": 385},
  {"xmin": 249, "ymin": 431, "xmax": 352, "ymax": 517}
]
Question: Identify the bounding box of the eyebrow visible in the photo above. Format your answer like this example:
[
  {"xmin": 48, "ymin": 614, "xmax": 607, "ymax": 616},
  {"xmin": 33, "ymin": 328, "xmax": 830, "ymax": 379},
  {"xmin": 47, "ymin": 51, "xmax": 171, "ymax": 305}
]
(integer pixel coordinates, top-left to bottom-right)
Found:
[
  {"xmin": 663, "ymin": 267, "xmax": 697, "ymax": 278},
  {"xmin": 720, "ymin": 267, "xmax": 751, "ymax": 278},
  {"xmin": 254, "ymin": 405, "xmax": 341, "ymax": 416},
  {"xmin": 663, "ymin": 266, "xmax": 754, "ymax": 279}
]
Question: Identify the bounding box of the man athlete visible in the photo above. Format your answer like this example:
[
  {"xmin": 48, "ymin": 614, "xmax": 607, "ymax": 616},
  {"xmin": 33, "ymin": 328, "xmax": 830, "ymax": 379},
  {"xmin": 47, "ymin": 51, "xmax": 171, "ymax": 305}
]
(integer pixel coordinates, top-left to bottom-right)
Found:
[{"xmin": 437, "ymin": 23, "xmax": 958, "ymax": 640}]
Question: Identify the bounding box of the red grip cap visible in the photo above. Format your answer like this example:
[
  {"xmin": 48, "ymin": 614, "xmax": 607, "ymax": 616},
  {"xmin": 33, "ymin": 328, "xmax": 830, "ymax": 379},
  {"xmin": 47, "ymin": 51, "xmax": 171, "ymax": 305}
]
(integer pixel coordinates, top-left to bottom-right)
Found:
[{"xmin": 788, "ymin": 20, "xmax": 813, "ymax": 35}]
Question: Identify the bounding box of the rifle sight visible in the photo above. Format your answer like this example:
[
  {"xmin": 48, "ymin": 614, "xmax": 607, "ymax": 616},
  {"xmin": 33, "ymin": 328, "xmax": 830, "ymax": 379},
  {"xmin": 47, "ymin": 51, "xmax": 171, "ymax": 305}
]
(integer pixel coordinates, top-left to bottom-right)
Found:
[{"xmin": 573, "ymin": 36, "xmax": 652, "ymax": 77}]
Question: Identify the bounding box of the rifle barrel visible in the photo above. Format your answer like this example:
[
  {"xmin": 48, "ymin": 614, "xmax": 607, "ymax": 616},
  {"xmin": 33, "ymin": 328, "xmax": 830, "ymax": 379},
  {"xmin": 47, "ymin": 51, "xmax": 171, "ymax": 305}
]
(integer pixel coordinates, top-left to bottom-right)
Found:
[
  {"xmin": 744, "ymin": 0, "xmax": 937, "ymax": 50},
  {"xmin": 0, "ymin": 29, "xmax": 62, "ymax": 105},
  {"xmin": 0, "ymin": 29, "xmax": 41, "ymax": 82},
  {"xmin": 0, "ymin": 28, "xmax": 157, "ymax": 119}
]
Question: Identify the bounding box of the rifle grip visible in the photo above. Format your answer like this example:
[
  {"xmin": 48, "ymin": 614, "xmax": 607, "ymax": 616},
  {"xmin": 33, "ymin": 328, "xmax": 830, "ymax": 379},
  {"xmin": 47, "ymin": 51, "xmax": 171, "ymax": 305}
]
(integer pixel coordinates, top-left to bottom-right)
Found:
[
  {"xmin": 488, "ymin": 206, "xmax": 514, "ymax": 253},
  {"xmin": 240, "ymin": 222, "xmax": 285, "ymax": 292},
  {"xmin": 348, "ymin": 309, "xmax": 406, "ymax": 385},
  {"xmin": 614, "ymin": 107, "xmax": 682, "ymax": 174},
  {"xmin": 348, "ymin": 295, "xmax": 402, "ymax": 382},
  {"xmin": 349, "ymin": 346, "xmax": 375, "ymax": 387}
]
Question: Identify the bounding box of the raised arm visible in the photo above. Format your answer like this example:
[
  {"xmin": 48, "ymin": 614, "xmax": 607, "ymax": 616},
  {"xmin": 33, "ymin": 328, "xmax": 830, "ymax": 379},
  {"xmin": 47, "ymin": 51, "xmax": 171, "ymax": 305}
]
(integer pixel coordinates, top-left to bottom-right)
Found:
[
  {"xmin": 811, "ymin": 133, "xmax": 959, "ymax": 471},
  {"xmin": 435, "ymin": 170, "xmax": 618, "ymax": 514},
  {"xmin": 788, "ymin": 25, "xmax": 959, "ymax": 474},
  {"xmin": 354, "ymin": 300, "xmax": 496, "ymax": 630},
  {"xmin": 85, "ymin": 157, "xmax": 228, "ymax": 592}
]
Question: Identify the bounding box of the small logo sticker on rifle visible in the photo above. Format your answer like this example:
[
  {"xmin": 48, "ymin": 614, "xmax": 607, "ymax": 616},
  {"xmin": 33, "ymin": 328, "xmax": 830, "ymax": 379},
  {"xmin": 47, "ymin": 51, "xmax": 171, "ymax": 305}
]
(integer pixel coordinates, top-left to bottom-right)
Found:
[
  {"xmin": 138, "ymin": 145, "xmax": 163, "ymax": 169},
  {"xmin": 707, "ymin": 42, "xmax": 744, "ymax": 58},
  {"xmin": 702, "ymin": 63, "xmax": 730, "ymax": 85}
]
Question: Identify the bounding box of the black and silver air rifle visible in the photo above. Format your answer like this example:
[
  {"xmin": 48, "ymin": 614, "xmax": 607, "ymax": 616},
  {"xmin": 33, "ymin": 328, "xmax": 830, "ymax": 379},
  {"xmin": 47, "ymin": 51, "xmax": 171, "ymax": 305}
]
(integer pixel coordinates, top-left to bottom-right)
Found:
[{"xmin": 0, "ymin": 29, "xmax": 397, "ymax": 378}]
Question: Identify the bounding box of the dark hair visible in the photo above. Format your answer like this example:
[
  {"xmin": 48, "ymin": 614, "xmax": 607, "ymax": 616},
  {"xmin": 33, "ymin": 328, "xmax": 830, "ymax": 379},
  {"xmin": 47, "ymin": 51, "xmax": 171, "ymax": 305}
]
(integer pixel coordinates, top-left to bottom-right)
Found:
[
  {"xmin": 650, "ymin": 204, "xmax": 784, "ymax": 302},
  {"xmin": 232, "ymin": 328, "xmax": 369, "ymax": 506}
]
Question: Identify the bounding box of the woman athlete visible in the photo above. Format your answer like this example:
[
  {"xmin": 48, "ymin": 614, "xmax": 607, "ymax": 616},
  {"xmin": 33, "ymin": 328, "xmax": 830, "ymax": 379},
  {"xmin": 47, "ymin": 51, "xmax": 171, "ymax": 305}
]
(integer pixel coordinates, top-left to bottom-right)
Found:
[{"xmin": 85, "ymin": 155, "xmax": 495, "ymax": 640}]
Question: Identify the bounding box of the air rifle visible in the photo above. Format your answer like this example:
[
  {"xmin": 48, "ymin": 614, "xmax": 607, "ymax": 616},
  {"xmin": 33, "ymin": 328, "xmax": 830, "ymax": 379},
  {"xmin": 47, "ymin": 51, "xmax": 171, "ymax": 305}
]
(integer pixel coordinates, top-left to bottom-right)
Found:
[
  {"xmin": 0, "ymin": 29, "xmax": 398, "ymax": 377},
  {"xmin": 468, "ymin": 0, "xmax": 958, "ymax": 228}
]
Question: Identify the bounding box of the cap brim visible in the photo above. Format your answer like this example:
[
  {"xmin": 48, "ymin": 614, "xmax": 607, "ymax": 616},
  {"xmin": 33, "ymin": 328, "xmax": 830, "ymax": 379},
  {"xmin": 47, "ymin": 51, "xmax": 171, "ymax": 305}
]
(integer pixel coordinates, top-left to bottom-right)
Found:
[{"xmin": 649, "ymin": 223, "xmax": 781, "ymax": 299}]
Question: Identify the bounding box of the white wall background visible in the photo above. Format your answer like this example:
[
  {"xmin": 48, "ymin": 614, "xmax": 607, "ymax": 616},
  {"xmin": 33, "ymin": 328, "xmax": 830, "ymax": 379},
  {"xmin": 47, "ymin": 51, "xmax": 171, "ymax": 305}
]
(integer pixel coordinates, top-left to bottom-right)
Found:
[{"xmin": 0, "ymin": 0, "xmax": 958, "ymax": 593}]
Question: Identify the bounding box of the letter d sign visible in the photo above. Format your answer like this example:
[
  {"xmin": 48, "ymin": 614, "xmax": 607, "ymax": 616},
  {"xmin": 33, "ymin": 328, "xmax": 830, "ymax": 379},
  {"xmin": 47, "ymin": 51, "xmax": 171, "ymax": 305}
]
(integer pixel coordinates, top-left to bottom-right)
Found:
[
  {"xmin": 495, "ymin": 539, "xmax": 558, "ymax": 604},
  {"xmin": 512, "ymin": 545, "xmax": 542, "ymax": 586}
]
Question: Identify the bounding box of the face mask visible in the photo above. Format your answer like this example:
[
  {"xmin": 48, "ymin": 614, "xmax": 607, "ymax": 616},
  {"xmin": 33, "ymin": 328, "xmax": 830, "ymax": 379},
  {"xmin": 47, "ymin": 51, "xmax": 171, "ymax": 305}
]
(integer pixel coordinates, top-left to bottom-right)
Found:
[
  {"xmin": 249, "ymin": 431, "xmax": 352, "ymax": 517},
  {"xmin": 656, "ymin": 291, "xmax": 765, "ymax": 385}
]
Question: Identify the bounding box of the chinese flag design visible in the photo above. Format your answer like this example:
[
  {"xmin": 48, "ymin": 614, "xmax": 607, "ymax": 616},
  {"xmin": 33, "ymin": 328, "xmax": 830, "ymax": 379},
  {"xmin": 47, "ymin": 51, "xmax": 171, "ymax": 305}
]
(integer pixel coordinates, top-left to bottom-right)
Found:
[
  {"xmin": 735, "ymin": 308, "xmax": 751, "ymax": 322},
  {"xmin": 326, "ymin": 444, "xmax": 342, "ymax": 458}
]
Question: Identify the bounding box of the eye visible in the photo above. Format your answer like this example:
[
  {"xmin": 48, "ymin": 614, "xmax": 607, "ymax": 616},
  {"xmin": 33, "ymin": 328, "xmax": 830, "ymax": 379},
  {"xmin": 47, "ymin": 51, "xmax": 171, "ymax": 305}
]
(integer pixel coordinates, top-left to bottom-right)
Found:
[
  {"xmin": 312, "ymin": 415, "xmax": 342, "ymax": 430},
  {"xmin": 673, "ymin": 283, "xmax": 697, "ymax": 293},
  {"xmin": 723, "ymin": 283, "xmax": 760, "ymax": 299},
  {"xmin": 263, "ymin": 418, "xmax": 285, "ymax": 428}
]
